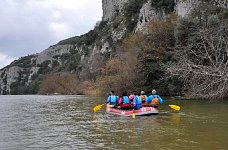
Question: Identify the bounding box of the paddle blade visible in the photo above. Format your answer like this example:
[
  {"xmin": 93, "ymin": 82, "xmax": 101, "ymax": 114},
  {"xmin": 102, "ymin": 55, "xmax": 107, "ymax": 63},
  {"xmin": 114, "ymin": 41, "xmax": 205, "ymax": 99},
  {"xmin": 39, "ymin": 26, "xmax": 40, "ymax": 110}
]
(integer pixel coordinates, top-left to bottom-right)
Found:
[
  {"xmin": 169, "ymin": 105, "xmax": 181, "ymax": 111},
  {"xmin": 93, "ymin": 104, "xmax": 104, "ymax": 112}
]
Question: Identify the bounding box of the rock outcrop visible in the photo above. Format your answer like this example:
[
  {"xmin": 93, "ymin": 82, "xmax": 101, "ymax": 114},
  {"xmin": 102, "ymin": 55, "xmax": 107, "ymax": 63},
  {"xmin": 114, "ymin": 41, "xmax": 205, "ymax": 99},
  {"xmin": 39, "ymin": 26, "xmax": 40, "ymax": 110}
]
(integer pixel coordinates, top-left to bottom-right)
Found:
[
  {"xmin": 0, "ymin": 66, "xmax": 21, "ymax": 94},
  {"xmin": 102, "ymin": 0, "xmax": 128, "ymax": 21}
]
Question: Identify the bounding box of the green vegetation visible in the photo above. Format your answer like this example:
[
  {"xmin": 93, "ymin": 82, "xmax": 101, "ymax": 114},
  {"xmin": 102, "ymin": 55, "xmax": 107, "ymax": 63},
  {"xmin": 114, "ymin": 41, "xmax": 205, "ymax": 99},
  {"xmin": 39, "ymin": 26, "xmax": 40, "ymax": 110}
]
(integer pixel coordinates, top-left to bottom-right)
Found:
[
  {"xmin": 60, "ymin": 53, "xmax": 71, "ymax": 60},
  {"xmin": 58, "ymin": 36, "xmax": 80, "ymax": 45},
  {"xmin": 88, "ymin": 15, "xmax": 176, "ymax": 95},
  {"xmin": 11, "ymin": 55, "xmax": 36, "ymax": 68},
  {"xmin": 52, "ymin": 60, "xmax": 60, "ymax": 68},
  {"xmin": 58, "ymin": 30, "xmax": 98, "ymax": 46},
  {"xmin": 37, "ymin": 60, "xmax": 51, "ymax": 74},
  {"xmin": 124, "ymin": 0, "xmax": 147, "ymax": 32},
  {"xmin": 150, "ymin": 0, "xmax": 175, "ymax": 13},
  {"xmin": 10, "ymin": 69, "xmax": 29, "ymax": 94},
  {"xmin": 165, "ymin": 3, "xmax": 228, "ymax": 99},
  {"xmin": 65, "ymin": 53, "xmax": 81, "ymax": 71},
  {"xmin": 87, "ymin": 1, "xmax": 228, "ymax": 99},
  {"xmin": 57, "ymin": 52, "xmax": 81, "ymax": 72}
]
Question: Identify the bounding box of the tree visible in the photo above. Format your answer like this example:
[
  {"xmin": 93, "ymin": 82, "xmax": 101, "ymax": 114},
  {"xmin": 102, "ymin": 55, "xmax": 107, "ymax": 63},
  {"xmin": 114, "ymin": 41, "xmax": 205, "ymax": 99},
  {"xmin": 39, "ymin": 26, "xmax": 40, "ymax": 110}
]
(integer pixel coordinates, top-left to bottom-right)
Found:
[
  {"xmin": 88, "ymin": 15, "xmax": 177, "ymax": 96},
  {"xmin": 165, "ymin": 5, "xmax": 228, "ymax": 99},
  {"xmin": 124, "ymin": 15, "xmax": 176, "ymax": 93},
  {"xmin": 91, "ymin": 56, "xmax": 139, "ymax": 95},
  {"xmin": 38, "ymin": 73, "xmax": 80, "ymax": 95}
]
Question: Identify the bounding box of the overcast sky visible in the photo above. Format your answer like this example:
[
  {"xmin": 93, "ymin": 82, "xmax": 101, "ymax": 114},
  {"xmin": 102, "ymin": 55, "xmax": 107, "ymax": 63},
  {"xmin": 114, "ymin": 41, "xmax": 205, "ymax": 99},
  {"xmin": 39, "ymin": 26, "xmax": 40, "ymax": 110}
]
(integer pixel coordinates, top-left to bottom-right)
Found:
[{"xmin": 0, "ymin": 0, "xmax": 102, "ymax": 69}]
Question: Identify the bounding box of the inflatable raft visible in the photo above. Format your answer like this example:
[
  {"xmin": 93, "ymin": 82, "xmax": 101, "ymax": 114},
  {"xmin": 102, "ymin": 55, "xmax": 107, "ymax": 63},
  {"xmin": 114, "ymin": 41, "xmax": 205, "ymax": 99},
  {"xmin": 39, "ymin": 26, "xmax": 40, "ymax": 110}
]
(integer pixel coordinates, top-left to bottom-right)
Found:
[{"xmin": 106, "ymin": 105, "xmax": 158, "ymax": 116}]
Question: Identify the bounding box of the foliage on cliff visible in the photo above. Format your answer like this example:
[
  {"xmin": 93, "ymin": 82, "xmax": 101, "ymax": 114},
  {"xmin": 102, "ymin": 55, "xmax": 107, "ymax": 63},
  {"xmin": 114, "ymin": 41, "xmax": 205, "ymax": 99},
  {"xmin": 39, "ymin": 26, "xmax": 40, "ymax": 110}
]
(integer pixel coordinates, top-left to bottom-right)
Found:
[
  {"xmin": 87, "ymin": 2, "xmax": 228, "ymax": 99},
  {"xmin": 87, "ymin": 15, "xmax": 176, "ymax": 95},
  {"xmin": 124, "ymin": 0, "xmax": 148, "ymax": 32},
  {"xmin": 150, "ymin": 0, "xmax": 175, "ymax": 13}
]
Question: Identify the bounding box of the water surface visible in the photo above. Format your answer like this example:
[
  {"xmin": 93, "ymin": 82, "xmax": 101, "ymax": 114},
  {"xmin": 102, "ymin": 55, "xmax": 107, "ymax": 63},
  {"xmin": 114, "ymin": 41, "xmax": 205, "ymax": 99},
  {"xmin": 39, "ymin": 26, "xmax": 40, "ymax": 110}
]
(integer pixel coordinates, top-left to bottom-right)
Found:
[{"xmin": 0, "ymin": 95, "xmax": 227, "ymax": 150}]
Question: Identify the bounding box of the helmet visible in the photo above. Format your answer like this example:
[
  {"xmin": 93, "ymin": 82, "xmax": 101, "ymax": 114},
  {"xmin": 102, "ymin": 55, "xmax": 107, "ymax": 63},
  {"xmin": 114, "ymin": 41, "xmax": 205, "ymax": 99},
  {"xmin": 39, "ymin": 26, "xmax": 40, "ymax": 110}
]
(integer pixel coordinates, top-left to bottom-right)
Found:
[
  {"xmin": 141, "ymin": 91, "xmax": 145, "ymax": 95},
  {"xmin": 152, "ymin": 89, "xmax": 156, "ymax": 94}
]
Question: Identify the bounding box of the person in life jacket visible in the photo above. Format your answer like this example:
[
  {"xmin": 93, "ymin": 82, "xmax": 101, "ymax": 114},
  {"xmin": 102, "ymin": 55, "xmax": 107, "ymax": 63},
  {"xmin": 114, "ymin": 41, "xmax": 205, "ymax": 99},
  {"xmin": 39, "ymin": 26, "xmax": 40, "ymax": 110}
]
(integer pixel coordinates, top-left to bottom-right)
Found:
[
  {"xmin": 118, "ymin": 92, "xmax": 132, "ymax": 110},
  {"xmin": 146, "ymin": 89, "xmax": 164, "ymax": 108},
  {"xmin": 140, "ymin": 91, "xmax": 148, "ymax": 107},
  {"xmin": 106, "ymin": 91, "xmax": 119, "ymax": 107},
  {"xmin": 133, "ymin": 92, "xmax": 142, "ymax": 110},
  {"xmin": 128, "ymin": 92, "xmax": 134, "ymax": 105}
]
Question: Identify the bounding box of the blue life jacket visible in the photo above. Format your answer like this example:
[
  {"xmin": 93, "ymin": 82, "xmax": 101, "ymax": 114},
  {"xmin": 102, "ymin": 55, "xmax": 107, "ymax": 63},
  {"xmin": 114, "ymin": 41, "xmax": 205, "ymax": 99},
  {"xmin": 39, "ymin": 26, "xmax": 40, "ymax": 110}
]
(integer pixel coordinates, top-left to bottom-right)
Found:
[
  {"xmin": 133, "ymin": 96, "xmax": 142, "ymax": 109},
  {"xmin": 123, "ymin": 96, "xmax": 130, "ymax": 104},
  {"xmin": 109, "ymin": 95, "xmax": 118, "ymax": 105}
]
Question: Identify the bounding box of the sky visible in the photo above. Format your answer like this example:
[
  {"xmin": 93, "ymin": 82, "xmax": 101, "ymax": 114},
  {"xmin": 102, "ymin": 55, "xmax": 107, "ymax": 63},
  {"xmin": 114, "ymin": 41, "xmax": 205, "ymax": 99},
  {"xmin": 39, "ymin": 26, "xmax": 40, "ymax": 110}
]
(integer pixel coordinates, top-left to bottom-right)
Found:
[{"xmin": 0, "ymin": 0, "xmax": 102, "ymax": 69}]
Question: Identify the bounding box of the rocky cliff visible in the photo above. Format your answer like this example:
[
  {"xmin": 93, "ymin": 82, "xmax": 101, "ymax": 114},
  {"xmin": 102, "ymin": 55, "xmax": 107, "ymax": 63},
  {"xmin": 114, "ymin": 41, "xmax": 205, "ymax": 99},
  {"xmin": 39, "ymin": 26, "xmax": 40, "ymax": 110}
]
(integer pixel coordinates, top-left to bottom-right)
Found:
[{"xmin": 0, "ymin": 0, "xmax": 227, "ymax": 94}]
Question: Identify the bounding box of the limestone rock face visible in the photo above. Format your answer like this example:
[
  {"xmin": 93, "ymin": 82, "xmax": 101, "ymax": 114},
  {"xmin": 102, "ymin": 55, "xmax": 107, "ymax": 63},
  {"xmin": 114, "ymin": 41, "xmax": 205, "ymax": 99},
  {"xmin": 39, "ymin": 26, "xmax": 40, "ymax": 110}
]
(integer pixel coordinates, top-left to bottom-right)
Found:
[
  {"xmin": 136, "ymin": 0, "xmax": 165, "ymax": 31},
  {"xmin": 36, "ymin": 44, "xmax": 72, "ymax": 64},
  {"xmin": 102, "ymin": 0, "xmax": 128, "ymax": 21},
  {"xmin": 175, "ymin": 0, "xmax": 200, "ymax": 17},
  {"xmin": 0, "ymin": 66, "xmax": 21, "ymax": 94},
  {"xmin": 174, "ymin": 0, "xmax": 228, "ymax": 17}
]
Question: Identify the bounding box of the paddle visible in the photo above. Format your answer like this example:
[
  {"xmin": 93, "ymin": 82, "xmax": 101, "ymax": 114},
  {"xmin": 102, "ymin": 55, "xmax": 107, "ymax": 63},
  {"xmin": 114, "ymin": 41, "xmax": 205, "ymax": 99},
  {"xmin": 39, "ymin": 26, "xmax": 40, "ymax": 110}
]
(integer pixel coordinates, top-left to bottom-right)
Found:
[
  {"xmin": 93, "ymin": 103, "xmax": 105, "ymax": 112},
  {"xmin": 132, "ymin": 109, "xmax": 135, "ymax": 118},
  {"xmin": 169, "ymin": 105, "xmax": 181, "ymax": 111}
]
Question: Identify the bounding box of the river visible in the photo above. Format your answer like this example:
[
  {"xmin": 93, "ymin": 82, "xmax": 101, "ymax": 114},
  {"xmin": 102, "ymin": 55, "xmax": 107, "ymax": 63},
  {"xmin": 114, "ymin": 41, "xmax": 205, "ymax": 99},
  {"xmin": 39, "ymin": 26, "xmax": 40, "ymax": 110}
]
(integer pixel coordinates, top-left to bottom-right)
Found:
[{"xmin": 0, "ymin": 95, "xmax": 227, "ymax": 150}]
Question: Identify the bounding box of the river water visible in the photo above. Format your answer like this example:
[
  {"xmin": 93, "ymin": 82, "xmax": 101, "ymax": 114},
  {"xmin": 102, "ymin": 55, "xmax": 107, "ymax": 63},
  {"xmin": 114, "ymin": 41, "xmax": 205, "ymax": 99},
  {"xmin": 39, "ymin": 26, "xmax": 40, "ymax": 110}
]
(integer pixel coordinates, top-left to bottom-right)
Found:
[{"xmin": 0, "ymin": 95, "xmax": 227, "ymax": 150}]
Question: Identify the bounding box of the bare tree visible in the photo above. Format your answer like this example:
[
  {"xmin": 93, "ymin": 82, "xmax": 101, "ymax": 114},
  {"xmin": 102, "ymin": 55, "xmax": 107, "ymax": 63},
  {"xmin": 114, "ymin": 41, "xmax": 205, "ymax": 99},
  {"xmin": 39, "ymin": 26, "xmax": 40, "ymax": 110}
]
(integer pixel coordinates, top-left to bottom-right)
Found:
[
  {"xmin": 38, "ymin": 73, "xmax": 80, "ymax": 95},
  {"xmin": 166, "ymin": 23, "xmax": 228, "ymax": 99}
]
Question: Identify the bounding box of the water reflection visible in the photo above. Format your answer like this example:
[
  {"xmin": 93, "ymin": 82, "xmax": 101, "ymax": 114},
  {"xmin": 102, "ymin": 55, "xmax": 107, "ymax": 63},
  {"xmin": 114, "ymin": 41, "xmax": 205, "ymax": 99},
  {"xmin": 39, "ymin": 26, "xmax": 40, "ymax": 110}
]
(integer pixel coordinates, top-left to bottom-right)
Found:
[{"xmin": 169, "ymin": 112, "xmax": 181, "ymax": 126}]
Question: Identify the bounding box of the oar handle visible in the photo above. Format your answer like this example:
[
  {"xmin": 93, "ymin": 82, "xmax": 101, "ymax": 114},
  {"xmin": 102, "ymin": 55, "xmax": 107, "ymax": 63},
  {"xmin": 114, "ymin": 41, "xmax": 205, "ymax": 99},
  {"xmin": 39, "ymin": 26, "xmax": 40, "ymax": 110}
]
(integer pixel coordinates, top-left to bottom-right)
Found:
[{"xmin": 132, "ymin": 108, "xmax": 135, "ymax": 118}]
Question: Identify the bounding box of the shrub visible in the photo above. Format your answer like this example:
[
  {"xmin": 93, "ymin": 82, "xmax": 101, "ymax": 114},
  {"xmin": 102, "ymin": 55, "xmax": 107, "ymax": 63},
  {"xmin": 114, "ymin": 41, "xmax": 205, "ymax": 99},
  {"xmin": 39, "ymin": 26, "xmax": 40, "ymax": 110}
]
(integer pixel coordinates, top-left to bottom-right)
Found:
[{"xmin": 150, "ymin": 0, "xmax": 175, "ymax": 13}]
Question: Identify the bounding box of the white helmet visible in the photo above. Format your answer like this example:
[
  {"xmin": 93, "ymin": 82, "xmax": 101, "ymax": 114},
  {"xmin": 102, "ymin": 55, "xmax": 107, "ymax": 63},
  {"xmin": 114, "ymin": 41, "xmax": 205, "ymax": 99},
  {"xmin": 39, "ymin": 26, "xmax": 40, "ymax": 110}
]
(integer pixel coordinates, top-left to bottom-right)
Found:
[
  {"xmin": 152, "ymin": 89, "xmax": 156, "ymax": 94},
  {"xmin": 141, "ymin": 91, "xmax": 145, "ymax": 95}
]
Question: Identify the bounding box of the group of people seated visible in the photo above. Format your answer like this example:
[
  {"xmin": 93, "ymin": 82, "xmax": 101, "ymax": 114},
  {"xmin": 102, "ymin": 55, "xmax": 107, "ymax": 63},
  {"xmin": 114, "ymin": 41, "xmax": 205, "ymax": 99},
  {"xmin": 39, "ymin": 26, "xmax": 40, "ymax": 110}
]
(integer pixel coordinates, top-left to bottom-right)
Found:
[{"xmin": 106, "ymin": 89, "xmax": 164, "ymax": 110}]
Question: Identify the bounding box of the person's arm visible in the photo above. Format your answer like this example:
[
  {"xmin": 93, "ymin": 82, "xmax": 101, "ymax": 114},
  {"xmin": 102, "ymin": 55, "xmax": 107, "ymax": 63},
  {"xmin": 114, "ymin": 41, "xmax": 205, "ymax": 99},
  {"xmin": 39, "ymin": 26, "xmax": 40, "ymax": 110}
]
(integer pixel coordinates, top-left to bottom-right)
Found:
[
  {"xmin": 144, "ymin": 95, "xmax": 148, "ymax": 103},
  {"xmin": 106, "ymin": 96, "xmax": 110, "ymax": 103},
  {"xmin": 133, "ymin": 97, "xmax": 137, "ymax": 106},
  {"xmin": 118, "ymin": 97, "xmax": 123, "ymax": 105},
  {"xmin": 116, "ymin": 96, "xmax": 119, "ymax": 104},
  {"xmin": 158, "ymin": 95, "xmax": 164, "ymax": 104},
  {"xmin": 146, "ymin": 95, "xmax": 152, "ymax": 103}
]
